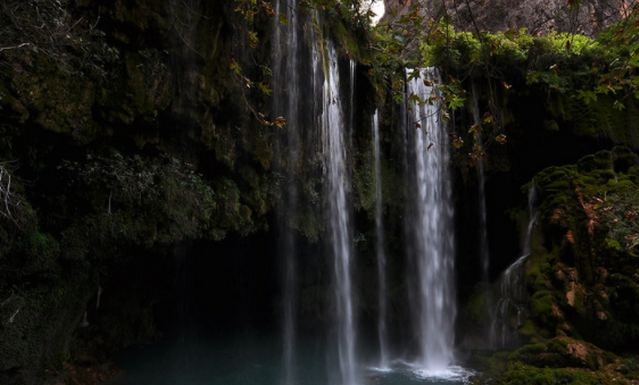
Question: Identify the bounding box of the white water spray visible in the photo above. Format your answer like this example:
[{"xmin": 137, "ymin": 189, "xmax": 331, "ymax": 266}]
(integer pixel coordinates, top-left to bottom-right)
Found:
[{"xmin": 405, "ymin": 68, "xmax": 456, "ymax": 373}]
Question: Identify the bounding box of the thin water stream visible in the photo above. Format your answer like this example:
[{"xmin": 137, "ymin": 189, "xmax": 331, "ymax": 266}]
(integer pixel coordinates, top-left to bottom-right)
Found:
[
  {"xmin": 322, "ymin": 40, "xmax": 358, "ymax": 385},
  {"xmin": 470, "ymin": 84, "xmax": 490, "ymax": 282},
  {"xmin": 490, "ymin": 185, "xmax": 537, "ymax": 348},
  {"xmin": 372, "ymin": 110, "xmax": 390, "ymax": 370}
]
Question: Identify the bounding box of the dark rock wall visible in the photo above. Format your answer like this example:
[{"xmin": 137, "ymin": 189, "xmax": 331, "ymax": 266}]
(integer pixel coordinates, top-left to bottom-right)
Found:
[
  {"xmin": 0, "ymin": 1, "xmax": 279, "ymax": 383},
  {"xmin": 0, "ymin": 1, "xmax": 380, "ymax": 383}
]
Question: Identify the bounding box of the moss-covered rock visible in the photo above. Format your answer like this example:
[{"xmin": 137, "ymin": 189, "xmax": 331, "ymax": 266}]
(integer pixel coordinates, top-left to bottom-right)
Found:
[
  {"xmin": 474, "ymin": 337, "xmax": 637, "ymax": 384},
  {"xmin": 514, "ymin": 147, "xmax": 639, "ymax": 351}
]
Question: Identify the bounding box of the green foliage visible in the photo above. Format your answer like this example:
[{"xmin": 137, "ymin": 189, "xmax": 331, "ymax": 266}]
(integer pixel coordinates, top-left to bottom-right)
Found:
[
  {"xmin": 60, "ymin": 151, "xmax": 262, "ymax": 254},
  {"xmin": 417, "ymin": 21, "xmax": 623, "ymax": 92},
  {"xmin": 369, "ymin": 4, "xmax": 431, "ymax": 104},
  {"xmin": 394, "ymin": 11, "xmax": 639, "ymax": 150},
  {"xmin": 305, "ymin": 0, "xmax": 376, "ymax": 30}
]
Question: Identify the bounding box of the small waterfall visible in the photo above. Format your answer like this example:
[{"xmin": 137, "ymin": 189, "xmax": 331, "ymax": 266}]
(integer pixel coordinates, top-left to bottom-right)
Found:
[
  {"xmin": 405, "ymin": 68, "xmax": 456, "ymax": 372},
  {"xmin": 322, "ymin": 42, "xmax": 359, "ymax": 385},
  {"xmin": 272, "ymin": 1, "xmax": 300, "ymax": 384},
  {"xmin": 372, "ymin": 110, "xmax": 389, "ymax": 370},
  {"xmin": 471, "ymin": 84, "xmax": 490, "ymax": 281},
  {"xmin": 490, "ymin": 185, "xmax": 538, "ymax": 349}
]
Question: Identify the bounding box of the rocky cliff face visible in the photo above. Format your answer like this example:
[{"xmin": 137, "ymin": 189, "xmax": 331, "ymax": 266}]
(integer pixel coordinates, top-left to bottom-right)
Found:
[{"xmin": 383, "ymin": 0, "xmax": 628, "ymax": 35}]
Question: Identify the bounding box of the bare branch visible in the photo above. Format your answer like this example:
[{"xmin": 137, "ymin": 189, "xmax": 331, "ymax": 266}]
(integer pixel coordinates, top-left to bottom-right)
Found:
[
  {"xmin": 0, "ymin": 42, "xmax": 31, "ymax": 53},
  {"xmin": 0, "ymin": 162, "xmax": 25, "ymax": 227}
]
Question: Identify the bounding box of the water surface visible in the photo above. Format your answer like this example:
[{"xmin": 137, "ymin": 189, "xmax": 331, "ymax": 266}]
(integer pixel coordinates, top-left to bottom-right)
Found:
[{"xmin": 108, "ymin": 336, "xmax": 472, "ymax": 385}]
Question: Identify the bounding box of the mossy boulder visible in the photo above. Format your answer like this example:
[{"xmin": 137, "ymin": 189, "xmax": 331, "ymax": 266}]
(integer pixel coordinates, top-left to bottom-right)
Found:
[
  {"xmin": 519, "ymin": 147, "xmax": 639, "ymax": 350},
  {"xmin": 474, "ymin": 337, "xmax": 636, "ymax": 384}
]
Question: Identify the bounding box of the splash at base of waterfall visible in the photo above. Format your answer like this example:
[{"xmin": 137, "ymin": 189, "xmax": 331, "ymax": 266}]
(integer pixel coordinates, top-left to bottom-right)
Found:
[
  {"xmin": 367, "ymin": 360, "xmax": 475, "ymax": 384},
  {"xmin": 411, "ymin": 366, "xmax": 474, "ymax": 382}
]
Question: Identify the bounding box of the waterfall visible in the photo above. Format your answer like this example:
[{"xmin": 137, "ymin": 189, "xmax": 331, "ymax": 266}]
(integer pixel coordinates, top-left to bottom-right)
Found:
[
  {"xmin": 322, "ymin": 41, "xmax": 359, "ymax": 385},
  {"xmin": 471, "ymin": 84, "xmax": 490, "ymax": 281},
  {"xmin": 272, "ymin": 1, "xmax": 300, "ymax": 384},
  {"xmin": 372, "ymin": 110, "xmax": 389, "ymax": 370},
  {"xmin": 405, "ymin": 68, "xmax": 456, "ymax": 372},
  {"xmin": 490, "ymin": 185, "xmax": 537, "ymax": 349},
  {"xmin": 275, "ymin": 2, "xmax": 360, "ymax": 382}
]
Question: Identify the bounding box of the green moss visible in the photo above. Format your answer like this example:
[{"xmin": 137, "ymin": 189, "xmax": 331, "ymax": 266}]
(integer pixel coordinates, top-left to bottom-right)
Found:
[
  {"xmin": 353, "ymin": 148, "xmax": 375, "ymax": 214},
  {"xmin": 476, "ymin": 344, "xmax": 625, "ymax": 385},
  {"xmin": 9, "ymin": 66, "xmax": 97, "ymax": 142},
  {"xmin": 495, "ymin": 363, "xmax": 610, "ymax": 385},
  {"xmin": 519, "ymin": 320, "xmax": 544, "ymax": 343},
  {"xmin": 464, "ymin": 286, "xmax": 493, "ymax": 325},
  {"xmin": 531, "ymin": 290, "xmax": 556, "ymax": 321},
  {"xmin": 526, "ymin": 252, "xmax": 553, "ymax": 293},
  {"xmin": 521, "ymin": 147, "xmax": 639, "ymax": 351}
]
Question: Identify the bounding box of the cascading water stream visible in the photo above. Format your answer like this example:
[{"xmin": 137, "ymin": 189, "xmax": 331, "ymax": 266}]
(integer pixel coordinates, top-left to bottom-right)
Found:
[
  {"xmin": 274, "ymin": 5, "xmax": 468, "ymax": 382},
  {"xmin": 490, "ymin": 185, "xmax": 538, "ymax": 349},
  {"xmin": 372, "ymin": 110, "xmax": 390, "ymax": 370},
  {"xmin": 322, "ymin": 41, "xmax": 359, "ymax": 385},
  {"xmin": 405, "ymin": 68, "xmax": 456, "ymax": 374},
  {"xmin": 272, "ymin": 1, "xmax": 300, "ymax": 384}
]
